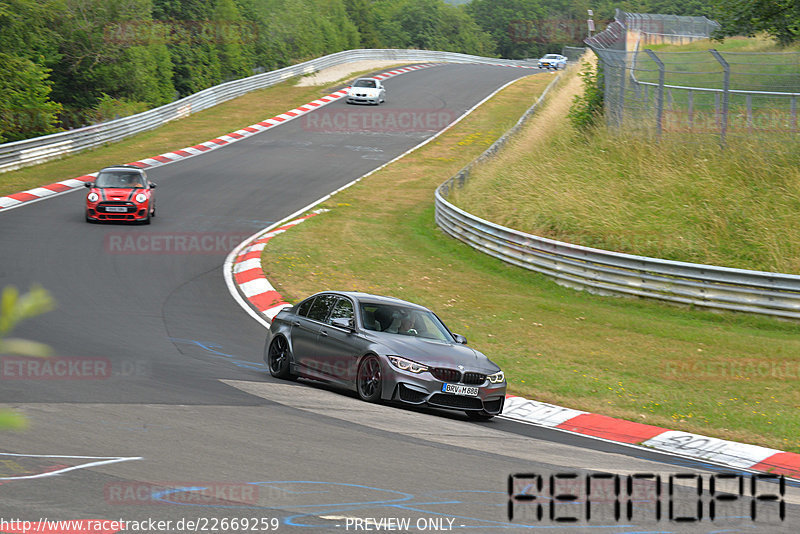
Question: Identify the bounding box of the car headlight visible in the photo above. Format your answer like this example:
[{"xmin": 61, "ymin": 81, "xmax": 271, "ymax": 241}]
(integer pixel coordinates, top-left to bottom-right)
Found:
[
  {"xmin": 388, "ymin": 356, "xmax": 428, "ymax": 374},
  {"xmin": 87, "ymin": 192, "xmax": 99, "ymax": 202},
  {"xmin": 135, "ymin": 193, "xmax": 147, "ymax": 203},
  {"xmin": 487, "ymin": 371, "xmax": 505, "ymax": 384}
]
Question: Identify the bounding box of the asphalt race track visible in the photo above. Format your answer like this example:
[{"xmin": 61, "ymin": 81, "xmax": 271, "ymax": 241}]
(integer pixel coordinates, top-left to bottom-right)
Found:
[{"xmin": 1, "ymin": 64, "xmax": 798, "ymax": 533}]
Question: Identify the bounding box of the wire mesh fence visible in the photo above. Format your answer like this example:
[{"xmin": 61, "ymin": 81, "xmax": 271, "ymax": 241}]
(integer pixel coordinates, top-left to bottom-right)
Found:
[
  {"xmin": 561, "ymin": 46, "xmax": 587, "ymax": 62},
  {"xmin": 586, "ymin": 10, "xmax": 800, "ymax": 142}
]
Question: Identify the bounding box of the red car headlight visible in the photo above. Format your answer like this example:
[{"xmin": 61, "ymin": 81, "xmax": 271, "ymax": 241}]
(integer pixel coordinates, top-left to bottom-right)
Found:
[
  {"xmin": 87, "ymin": 192, "xmax": 99, "ymax": 203},
  {"xmin": 135, "ymin": 193, "xmax": 148, "ymax": 203}
]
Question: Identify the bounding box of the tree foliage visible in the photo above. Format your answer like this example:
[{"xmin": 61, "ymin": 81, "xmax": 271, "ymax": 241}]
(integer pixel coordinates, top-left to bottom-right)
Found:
[
  {"xmin": 713, "ymin": 0, "xmax": 800, "ymax": 46},
  {"xmin": 2, "ymin": 0, "xmax": 720, "ymax": 143},
  {"xmin": 0, "ymin": 53, "xmax": 62, "ymax": 142}
]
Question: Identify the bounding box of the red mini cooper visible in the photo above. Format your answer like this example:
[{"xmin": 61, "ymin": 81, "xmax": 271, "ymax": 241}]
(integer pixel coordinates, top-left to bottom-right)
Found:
[{"xmin": 85, "ymin": 165, "xmax": 157, "ymax": 224}]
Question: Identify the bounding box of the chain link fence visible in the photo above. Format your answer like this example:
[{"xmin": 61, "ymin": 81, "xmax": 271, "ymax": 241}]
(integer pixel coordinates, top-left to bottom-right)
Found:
[
  {"xmin": 561, "ymin": 46, "xmax": 587, "ymax": 62},
  {"xmin": 586, "ymin": 11, "xmax": 800, "ymax": 141}
]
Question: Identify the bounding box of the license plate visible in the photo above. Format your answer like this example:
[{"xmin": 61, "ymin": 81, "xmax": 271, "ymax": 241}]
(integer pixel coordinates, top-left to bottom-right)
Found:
[
  {"xmin": 442, "ymin": 383, "xmax": 479, "ymax": 396},
  {"xmin": 105, "ymin": 206, "xmax": 127, "ymax": 213}
]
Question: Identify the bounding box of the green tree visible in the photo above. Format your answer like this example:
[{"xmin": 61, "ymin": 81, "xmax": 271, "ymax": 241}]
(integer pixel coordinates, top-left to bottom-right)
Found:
[
  {"xmin": 713, "ymin": 0, "xmax": 800, "ymax": 46},
  {"xmin": 467, "ymin": 0, "xmax": 547, "ymax": 58},
  {"xmin": 345, "ymin": 0, "xmax": 381, "ymax": 48},
  {"xmin": 0, "ymin": 53, "xmax": 62, "ymax": 142},
  {"xmin": 213, "ymin": 0, "xmax": 252, "ymax": 81},
  {"xmin": 50, "ymin": 0, "xmax": 174, "ymax": 115}
]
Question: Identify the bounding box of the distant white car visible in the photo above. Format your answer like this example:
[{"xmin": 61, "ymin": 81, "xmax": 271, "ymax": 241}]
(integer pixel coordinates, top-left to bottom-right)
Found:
[
  {"xmin": 346, "ymin": 78, "xmax": 386, "ymax": 105},
  {"xmin": 538, "ymin": 54, "xmax": 567, "ymax": 70}
]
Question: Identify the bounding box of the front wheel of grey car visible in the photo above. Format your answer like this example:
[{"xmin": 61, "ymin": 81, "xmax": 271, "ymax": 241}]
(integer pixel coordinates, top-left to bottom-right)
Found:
[
  {"xmin": 466, "ymin": 410, "xmax": 494, "ymax": 421},
  {"xmin": 267, "ymin": 336, "xmax": 296, "ymax": 380},
  {"xmin": 356, "ymin": 355, "xmax": 382, "ymax": 402}
]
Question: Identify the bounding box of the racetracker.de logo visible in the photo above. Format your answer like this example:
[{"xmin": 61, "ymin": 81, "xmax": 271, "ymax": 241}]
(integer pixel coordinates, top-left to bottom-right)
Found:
[
  {"xmin": 302, "ymin": 108, "xmax": 456, "ymax": 133},
  {"xmin": 1, "ymin": 356, "xmax": 111, "ymax": 380},
  {"xmin": 104, "ymin": 232, "xmax": 251, "ymax": 255},
  {"xmin": 104, "ymin": 482, "xmax": 259, "ymax": 505}
]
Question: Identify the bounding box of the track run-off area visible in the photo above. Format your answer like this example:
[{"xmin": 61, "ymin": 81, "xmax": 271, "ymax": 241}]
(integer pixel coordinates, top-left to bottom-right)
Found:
[{"xmin": 1, "ymin": 63, "xmax": 798, "ymax": 533}]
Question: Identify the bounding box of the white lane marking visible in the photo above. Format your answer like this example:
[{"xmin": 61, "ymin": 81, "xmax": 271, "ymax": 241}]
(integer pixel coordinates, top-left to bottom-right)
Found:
[
  {"xmin": 0, "ymin": 452, "xmax": 142, "ymax": 481},
  {"xmin": 224, "ymin": 70, "xmax": 533, "ymax": 326}
]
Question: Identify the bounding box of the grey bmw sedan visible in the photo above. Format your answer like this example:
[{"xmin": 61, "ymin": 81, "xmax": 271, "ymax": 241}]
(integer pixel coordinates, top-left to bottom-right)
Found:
[{"xmin": 264, "ymin": 291, "xmax": 506, "ymax": 419}]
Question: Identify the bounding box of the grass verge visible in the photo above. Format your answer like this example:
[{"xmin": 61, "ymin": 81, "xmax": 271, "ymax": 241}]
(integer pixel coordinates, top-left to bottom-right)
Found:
[
  {"xmin": 261, "ymin": 67, "xmax": 800, "ymax": 453},
  {"xmin": 0, "ymin": 64, "xmax": 408, "ymax": 197},
  {"xmin": 449, "ymin": 61, "xmax": 800, "ymax": 274}
]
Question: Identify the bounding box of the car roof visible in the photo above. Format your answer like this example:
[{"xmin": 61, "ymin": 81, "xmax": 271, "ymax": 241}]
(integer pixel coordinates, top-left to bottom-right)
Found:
[
  {"xmin": 307, "ymin": 291, "xmax": 429, "ymax": 311},
  {"xmin": 99, "ymin": 165, "xmax": 146, "ymax": 173}
]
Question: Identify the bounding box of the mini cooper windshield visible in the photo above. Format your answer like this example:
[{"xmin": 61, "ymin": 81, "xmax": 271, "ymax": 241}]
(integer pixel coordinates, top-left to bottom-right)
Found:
[
  {"xmin": 360, "ymin": 303, "xmax": 452, "ymax": 342},
  {"xmin": 95, "ymin": 171, "xmax": 146, "ymax": 188}
]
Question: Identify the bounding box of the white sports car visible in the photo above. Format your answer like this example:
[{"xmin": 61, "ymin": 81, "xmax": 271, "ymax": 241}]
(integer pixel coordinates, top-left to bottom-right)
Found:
[
  {"xmin": 346, "ymin": 78, "xmax": 386, "ymax": 105},
  {"xmin": 538, "ymin": 54, "xmax": 567, "ymax": 70}
]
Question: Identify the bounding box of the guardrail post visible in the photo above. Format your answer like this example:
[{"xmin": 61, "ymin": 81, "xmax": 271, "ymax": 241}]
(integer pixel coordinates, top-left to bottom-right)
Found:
[
  {"xmin": 709, "ymin": 49, "xmax": 729, "ymax": 145},
  {"xmin": 644, "ymin": 49, "xmax": 665, "ymax": 139}
]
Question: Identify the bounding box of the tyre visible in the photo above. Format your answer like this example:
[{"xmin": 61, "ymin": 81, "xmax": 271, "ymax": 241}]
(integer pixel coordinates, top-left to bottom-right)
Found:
[
  {"xmin": 356, "ymin": 355, "xmax": 382, "ymax": 402},
  {"xmin": 466, "ymin": 410, "xmax": 494, "ymax": 421},
  {"xmin": 267, "ymin": 336, "xmax": 296, "ymax": 380}
]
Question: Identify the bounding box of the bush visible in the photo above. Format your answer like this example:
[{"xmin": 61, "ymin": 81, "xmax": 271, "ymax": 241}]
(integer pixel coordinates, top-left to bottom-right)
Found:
[
  {"xmin": 92, "ymin": 93, "xmax": 149, "ymax": 123},
  {"xmin": 567, "ymin": 61, "xmax": 604, "ymax": 131}
]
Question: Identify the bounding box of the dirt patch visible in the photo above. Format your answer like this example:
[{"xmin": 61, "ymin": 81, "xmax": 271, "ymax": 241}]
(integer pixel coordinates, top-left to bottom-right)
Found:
[{"xmin": 295, "ymin": 60, "xmax": 408, "ymax": 86}]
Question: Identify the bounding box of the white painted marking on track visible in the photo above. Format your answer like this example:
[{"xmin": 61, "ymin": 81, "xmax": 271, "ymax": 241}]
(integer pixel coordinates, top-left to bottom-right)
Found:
[{"xmin": 0, "ymin": 452, "xmax": 142, "ymax": 481}]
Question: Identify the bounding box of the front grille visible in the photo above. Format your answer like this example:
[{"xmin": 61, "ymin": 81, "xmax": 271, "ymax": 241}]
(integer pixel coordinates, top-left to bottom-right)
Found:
[
  {"xmin": 397, "ymin": 384, "xmax": 428, "ymax": 404},
  {"xmin": 98, "ymin": 201, "xmax": 135, "ymax": 213},
  {"xmin": 462, "ymin": 372, "xmax": 486, "ymax": 385},
  {"xmin": 428, "ymin": 393, "xmax": 483, "ymax": 410},
  {"xmin": 431, "ymin": 368, "xmax": 461, "ymax": 382}
]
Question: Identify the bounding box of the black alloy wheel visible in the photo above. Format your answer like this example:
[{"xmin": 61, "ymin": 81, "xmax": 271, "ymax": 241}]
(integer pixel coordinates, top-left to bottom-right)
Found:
[
  {"xmin": 357, "ymin": 355, "xmax": 382, "ymax": 402},
  {"xmin": 268, "ymin": 336, "xmax": 296, "ymax": 380}
]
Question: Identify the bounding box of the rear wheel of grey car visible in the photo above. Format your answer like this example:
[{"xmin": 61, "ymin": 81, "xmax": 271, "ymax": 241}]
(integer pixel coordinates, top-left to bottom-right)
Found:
[
  {"xmin": 466, "ymin": 410, "xmax": 494, "ymax": 421},
  {"xmin": 268, "ymin": 336, "xmax": 296, "ymax": 380},
  {"xmin": 357, "ymin": 355, "xmax": 382, "ymax": 402}
]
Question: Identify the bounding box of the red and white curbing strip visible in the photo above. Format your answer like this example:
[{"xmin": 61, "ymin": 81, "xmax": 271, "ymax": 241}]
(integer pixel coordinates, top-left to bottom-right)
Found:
[
  {"xmin": 502, "ymin": 396, "xmax": 800, "ymax": 478},
  {"xmin": 0, "ymin": 64, "xmax": 437, "ymax": 212},
  {"xmin": 230, "ymin": 210, "xmax": 326, "ymax": 322}
]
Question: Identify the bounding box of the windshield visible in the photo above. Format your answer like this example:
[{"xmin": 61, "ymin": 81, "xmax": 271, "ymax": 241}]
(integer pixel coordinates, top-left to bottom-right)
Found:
[
  {"xmin": 543, "ymin": 54, "xmax": 559, "ymax": 59},
  {"xmin": 360, "ymin": 303, "xmax": 453, "ymax": 342},
  {"xmin": 95, "ymin": 171, "xmax": 145, "ymax": 188},
  {"xmin": 353, "ymin": 79, "xmax": 376, "ymax": 88}
]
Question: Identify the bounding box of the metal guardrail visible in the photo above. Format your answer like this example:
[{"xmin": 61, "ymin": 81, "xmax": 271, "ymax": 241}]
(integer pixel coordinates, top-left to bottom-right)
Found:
[
  {"xmin": 0, "ymin": 49, "xmax": 537, "ymax": 173},
  {"xmin": 435, "ymin": 68, "xmax": 800, "ymax": 320}
]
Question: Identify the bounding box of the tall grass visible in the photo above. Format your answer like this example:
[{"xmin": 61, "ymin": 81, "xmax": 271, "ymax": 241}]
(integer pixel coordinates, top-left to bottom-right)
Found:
[{"xmin": 448, "ymin": 71, "xmax": 800, "ymax": 274}]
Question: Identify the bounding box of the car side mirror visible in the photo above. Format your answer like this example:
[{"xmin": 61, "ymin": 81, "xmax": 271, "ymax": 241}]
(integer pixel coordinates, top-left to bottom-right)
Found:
[
  {"xmin": 453, "ymin": 334, "xmax": 468, "ymax": 345},
  {"xmin": 149, "ymin": 182, "xmax": 157, "ymax": 189},
  {"xmin": 330, "ymin": 317, "xmax": 355, "ymax": 331},
  {"xmin": 84, "ymin": 182, "xmax": 94, "ymax": 188}
]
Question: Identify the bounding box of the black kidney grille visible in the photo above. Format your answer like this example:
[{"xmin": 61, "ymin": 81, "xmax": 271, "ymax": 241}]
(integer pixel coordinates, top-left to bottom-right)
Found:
[
  {"xmin": 462, "ymin": 372, "xmax": 486, "ymax": 385},
  {"xmin": 431, "ymin": 368, "xmax": 461, "ymax": 382}
]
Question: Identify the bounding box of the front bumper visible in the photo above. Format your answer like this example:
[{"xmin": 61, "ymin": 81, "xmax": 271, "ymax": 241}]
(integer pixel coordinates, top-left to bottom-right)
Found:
[
  {"xmin": 87, "ymin": 201, "xmax": 150, "ymax": 221},
  {"xmin": 346, "ymin": 96, "xmax": 380, "ymax": 104},
  {"xmin": 384, "ymin": 368, "xmax": 507, "ymax": 414}
]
